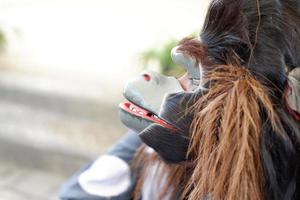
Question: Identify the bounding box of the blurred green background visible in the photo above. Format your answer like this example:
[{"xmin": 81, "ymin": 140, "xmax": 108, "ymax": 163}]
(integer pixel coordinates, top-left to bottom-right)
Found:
[
  {"xmin": 0, "ymin": 29, "xmax": 6, "ymax": 50},
  {"xmin": 141, "ymin": 38, "xmax": 185, "ymax": 76}
]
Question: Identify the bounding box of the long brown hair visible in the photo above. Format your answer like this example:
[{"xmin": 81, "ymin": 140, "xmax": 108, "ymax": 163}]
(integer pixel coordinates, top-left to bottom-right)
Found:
[{"xmin": 183, "ymin": 64, "xmax": 283, "ymax": 200}]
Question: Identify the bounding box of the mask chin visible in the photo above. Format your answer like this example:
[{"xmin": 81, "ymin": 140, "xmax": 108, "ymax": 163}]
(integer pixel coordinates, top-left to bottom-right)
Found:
[
  {"xmin": 159, "ymin": 91, "xmax": 203, "ymax": 130},
  {"xmin": 139, "ymin": 90, "xmax": 204, "ymax": 163},
  {"xmin": 139, "ymin": 123, "xmax": 190, "ymax": 163}
]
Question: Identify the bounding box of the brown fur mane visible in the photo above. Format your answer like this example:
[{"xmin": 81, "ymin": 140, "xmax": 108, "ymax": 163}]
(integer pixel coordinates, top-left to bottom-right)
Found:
[{"xmin": 133, "ymin": 63, "xmax": 287, "ymax": 200}]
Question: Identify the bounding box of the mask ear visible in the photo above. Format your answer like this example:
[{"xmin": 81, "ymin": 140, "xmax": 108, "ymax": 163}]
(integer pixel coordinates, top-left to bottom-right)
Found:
[{"xmin": 171, "ymin": 46, "xmax": 201, "ymax": 82}]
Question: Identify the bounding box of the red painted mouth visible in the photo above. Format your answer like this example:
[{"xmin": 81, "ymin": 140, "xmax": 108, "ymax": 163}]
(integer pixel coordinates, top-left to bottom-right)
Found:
[{"xmin": 119, "ymin": 101, "xmax": 175, "ymax": 130}]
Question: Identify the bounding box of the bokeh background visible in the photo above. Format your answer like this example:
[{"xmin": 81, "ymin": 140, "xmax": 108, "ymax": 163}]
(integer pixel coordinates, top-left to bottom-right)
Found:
[{"xmin": 0, "ymin": 0, "xmax": 208, "ymax": 199}]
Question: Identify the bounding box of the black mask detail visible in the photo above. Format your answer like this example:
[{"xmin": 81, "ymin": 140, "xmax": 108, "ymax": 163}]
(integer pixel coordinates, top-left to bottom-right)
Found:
[{"xmin": 139, "ymin": 90, "xmax": 205, "ymax": 163}]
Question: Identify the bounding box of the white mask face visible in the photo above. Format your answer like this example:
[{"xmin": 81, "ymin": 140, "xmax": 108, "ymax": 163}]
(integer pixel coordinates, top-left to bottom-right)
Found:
[
  {"xmin": 119, "ymin": 70, "xmax": 184, "ymax": 132},
  {"xmin": 119, "ymin": 46, "xmax": 203, "ymax": 133},
  {"xmin": 123, "ymin": 70, "xmax": 184, "ymax": 115}
]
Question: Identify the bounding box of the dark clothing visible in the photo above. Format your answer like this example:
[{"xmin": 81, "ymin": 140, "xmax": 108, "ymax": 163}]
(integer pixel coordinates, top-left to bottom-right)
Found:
[{"xmin": 59, "ymin": 131, "xmax": 142, "ymax": 200}]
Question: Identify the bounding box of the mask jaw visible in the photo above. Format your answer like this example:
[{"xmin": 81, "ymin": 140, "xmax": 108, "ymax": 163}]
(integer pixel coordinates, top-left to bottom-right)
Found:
[
  {"xmin": 139, "ymin": 123, "xmax": 190, "ymax": 164},
  {"xmin": 139, "ymin": 91, "xmax": 203, "ymax": 164}
]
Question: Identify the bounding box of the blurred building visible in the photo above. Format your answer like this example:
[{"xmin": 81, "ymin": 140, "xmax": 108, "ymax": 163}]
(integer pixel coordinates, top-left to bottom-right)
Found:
[{"xmin": 0, "ymin": 0, "xmax": 208, "ymax": 199}]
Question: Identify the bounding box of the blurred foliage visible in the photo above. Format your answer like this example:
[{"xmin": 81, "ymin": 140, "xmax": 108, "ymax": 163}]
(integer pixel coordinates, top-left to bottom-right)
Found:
[
  {"xmin": 141, "ymin": 39, "xmax": 185, "ymax": 77},
  {"xmin": 0, "ymin": 29, "xmax": 7, "ymax": 51},
  {"xmin": 141, "ymin": 32, "xmax": 198, "ymax": 77}
]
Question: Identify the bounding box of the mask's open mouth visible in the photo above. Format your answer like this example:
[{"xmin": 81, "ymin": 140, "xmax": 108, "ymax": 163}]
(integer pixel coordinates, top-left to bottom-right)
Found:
[{"xmin": 119, "ymin": 101, "xmax": 175, "ymax": 130}]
